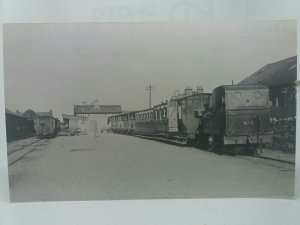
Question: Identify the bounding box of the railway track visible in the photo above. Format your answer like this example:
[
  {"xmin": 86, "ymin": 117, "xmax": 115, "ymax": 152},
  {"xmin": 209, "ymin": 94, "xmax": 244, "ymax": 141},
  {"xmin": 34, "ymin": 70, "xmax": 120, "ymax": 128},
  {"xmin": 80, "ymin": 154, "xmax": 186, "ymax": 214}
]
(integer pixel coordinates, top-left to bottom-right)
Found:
[
  {"xmin": 134, "ymin": 134, "xmax": 188, "ymax": 146},
  {"xmin": 8, "ymin": 139, "xmax": 49, "ymax": 166}
]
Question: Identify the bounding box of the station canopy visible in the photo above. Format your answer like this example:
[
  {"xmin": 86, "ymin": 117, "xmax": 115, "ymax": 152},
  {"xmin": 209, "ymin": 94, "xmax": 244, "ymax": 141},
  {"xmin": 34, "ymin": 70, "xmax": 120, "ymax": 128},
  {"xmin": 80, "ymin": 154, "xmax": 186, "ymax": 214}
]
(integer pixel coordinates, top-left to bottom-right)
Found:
[{"xmin": 74, "ymin": 105, "xmax": 122, "ymax": 115}]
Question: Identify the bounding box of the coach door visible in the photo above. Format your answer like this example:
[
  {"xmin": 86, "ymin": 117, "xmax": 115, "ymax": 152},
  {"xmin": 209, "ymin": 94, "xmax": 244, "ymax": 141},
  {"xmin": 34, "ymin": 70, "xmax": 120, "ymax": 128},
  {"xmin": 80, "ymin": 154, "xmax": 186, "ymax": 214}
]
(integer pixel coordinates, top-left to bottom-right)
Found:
[{"xmin": 168, "ymin": 100, "xmax": 178, "ymax": 132}]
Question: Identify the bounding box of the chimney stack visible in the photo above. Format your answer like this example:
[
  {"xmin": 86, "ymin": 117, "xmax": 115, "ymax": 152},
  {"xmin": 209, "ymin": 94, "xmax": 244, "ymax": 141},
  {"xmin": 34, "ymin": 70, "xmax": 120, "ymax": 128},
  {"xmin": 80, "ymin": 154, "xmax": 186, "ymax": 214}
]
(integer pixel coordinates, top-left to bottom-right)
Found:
[
  {"xmin": 184, "ymin": 86, "xmax": 193, "ymax": 96},
  {"xmin": 197, "ymin": 86, "xmax": 204, "ymax": 93}
]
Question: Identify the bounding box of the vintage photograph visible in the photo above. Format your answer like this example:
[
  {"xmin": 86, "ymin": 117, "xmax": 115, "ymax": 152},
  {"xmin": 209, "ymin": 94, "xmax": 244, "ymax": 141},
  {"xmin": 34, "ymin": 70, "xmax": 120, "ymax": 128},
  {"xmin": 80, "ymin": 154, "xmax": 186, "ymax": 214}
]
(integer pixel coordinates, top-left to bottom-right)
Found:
[{"xmin": 3, "ymin": 21, "xmax": 296, "ymax": 202}]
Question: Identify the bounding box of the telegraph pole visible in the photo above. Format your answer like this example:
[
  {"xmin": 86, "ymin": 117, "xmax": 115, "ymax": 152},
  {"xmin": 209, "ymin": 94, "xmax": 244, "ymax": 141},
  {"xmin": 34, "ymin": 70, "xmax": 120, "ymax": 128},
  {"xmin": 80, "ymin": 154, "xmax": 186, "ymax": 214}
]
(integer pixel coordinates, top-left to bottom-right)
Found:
[{"xmin": 146, "ymin": 84, "xmax": 154, "ymax": 108}]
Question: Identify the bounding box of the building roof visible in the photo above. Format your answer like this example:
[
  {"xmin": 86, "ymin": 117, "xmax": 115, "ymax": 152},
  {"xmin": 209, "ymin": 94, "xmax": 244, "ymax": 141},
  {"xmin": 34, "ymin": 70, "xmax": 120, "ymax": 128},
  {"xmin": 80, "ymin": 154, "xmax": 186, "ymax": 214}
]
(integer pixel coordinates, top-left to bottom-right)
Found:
[
  {"xmin": 5, "ymin": 108, "xmax": 27, "ymax": 118},
  {"xmin": 239, "ymin": 56, "xmax": 297, "ymax": 87},
  {"xmin": 62, "ymin": 114, "xmax": 88, "ymax": 120},
  {"xmin": 36, "ymin": 111, "xmax": 53, "ymax": 117},
  {"xmin": 74, "ymin": 105, "xmax": 122, "ymax": 115},
  {"xmin": 62, "ymin": 114, "xmax": 78, "ymax": 120},
  {"xmin": 23, "ymin": 109, "xmax": 38, "ymax": 119},
  {"xmin": 215, "ymin": 84, "xmax": 269, "ymax": 91},
  {"xmin": 175, "ymin": 92, "xmax": 212, "ymax": 101}
]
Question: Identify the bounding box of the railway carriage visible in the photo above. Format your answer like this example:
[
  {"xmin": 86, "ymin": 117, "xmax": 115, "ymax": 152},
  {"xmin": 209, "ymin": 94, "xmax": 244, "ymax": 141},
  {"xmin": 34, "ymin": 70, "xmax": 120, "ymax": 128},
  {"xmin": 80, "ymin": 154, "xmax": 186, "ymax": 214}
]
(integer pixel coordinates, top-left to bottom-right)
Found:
[
  {"xmin": 135, "ymin": 108, "xmax": 154, "ymax": 134},
  {"xmin": 107, "ymin": 92, "xmax": 212, "ymax": 144},
  {"xmin": 34, "ymin": 116, "xmax": 58, "ymax": 138},
  {"xmin": 128, "ymin": 112, "xmax": 136, "ymax": 133},
  {"xmin": 173, "ymin": 92, "xmax": 212, "ymax": 143},
  {"xmin": 107, "ymin": 115, "xmax": 118, "ymax": 132},
  {"xmin": 152, "ymin": 101, "xmax": 168, "ymax": 135},
  {"xmin": 108, "ymin": 112, "xmax": 136, "ymax": 133},
  {"xmin": 120, "ymin": 113, "xmax": 129, "ymax": 133}
]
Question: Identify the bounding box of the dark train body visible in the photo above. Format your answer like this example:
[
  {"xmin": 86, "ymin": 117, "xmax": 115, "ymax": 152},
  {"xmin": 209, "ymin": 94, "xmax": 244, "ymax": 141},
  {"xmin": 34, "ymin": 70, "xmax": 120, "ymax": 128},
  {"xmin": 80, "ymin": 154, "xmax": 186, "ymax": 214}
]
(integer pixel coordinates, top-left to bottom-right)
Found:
[
  {"xmin": 107, "ymin": 84, "xmax": 272, "ymax": 154},
  {"xmin": 5, "ymin": 108, "xmax": 36, "ymax": 142},
  {"xmin": 200, "ymin": 85, "xmax": 272, "ymax": 154},
  {"xmin": 34, "ymin": 116, "xmax": 60, "ymax": 138}
]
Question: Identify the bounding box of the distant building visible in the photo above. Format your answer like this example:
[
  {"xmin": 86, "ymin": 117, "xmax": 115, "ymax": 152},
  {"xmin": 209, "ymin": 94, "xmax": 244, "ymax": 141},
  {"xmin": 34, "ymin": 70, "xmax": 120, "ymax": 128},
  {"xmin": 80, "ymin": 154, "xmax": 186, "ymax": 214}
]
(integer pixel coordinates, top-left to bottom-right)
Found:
[
  {"xmin": 23, "ymin": 109, "xmax": 39, "ymax": 120},
  {"xmin": 74, "ymin": 105, "xmax": 122, "ymax": 115},
  {"xmin": 62, "ymin": 114, "xmax": 88, "ymax": 134},
  {"xmin": 73, "ymin": 104, "xmax": 122, "ymax": 133},
  {"xmin": 239, "ymin": 56, "xmax": 297, "ymax": 118},
  {"xmin": 23, "ymin": 109, "xmax": 53, "ymax": 120}
]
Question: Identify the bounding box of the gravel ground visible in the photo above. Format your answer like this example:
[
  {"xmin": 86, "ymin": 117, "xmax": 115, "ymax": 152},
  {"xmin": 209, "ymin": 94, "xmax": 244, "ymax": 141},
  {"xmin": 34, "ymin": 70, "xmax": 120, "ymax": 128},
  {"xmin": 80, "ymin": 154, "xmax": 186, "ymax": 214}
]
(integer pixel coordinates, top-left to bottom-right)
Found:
[{"xmin": 8, "ymin": 133, "xmax": 295, "ymax": 202}]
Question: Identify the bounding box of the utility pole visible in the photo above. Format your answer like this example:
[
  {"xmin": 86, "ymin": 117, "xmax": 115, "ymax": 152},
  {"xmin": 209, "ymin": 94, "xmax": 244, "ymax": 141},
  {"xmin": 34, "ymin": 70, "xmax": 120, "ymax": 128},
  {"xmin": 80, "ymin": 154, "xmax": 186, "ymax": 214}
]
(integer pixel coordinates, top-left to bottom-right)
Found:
[{"xmin": 146, "ymin": 84, "xmax": 154, "ymax": 108}]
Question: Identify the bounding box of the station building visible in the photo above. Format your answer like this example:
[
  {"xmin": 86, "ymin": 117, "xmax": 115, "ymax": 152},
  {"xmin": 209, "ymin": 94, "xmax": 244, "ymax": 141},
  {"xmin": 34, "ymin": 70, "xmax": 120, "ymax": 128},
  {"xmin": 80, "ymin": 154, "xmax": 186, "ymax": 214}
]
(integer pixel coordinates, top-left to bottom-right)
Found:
[
  {"xmin": 5, "ymin": 108, "xmax": 35, "ymax": 142},
  {"xmin": 239, "ymin": 56, "xmax": 297, "ymax": 119},
  {"xmin": 239, "ymin": 56, "xmax": 297, "ymax": 152}
]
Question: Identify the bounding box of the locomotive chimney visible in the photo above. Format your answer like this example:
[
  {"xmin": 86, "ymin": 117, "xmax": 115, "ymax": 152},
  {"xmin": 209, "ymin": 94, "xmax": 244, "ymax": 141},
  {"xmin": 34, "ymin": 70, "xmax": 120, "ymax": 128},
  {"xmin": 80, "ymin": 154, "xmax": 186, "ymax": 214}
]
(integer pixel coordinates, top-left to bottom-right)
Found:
[
  {"xmin": 184, "ymin": 87, "xmax": 193, "ymax": 96},
  {"xmin": 197, "ymin": 86, "xmax": 204, "ymax": 93}
]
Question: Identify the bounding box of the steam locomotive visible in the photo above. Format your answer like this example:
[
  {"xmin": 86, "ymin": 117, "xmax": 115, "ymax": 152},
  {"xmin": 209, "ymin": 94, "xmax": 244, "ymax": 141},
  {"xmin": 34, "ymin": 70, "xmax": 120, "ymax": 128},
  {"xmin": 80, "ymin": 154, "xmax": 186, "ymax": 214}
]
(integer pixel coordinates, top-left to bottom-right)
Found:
[
  {"xmin": 200, "ymin": 85, "xmax": 272, "ymax": 154},
  {"xmin": 107, "ymin": 85, "xmax": 272, "ymax": 154}
]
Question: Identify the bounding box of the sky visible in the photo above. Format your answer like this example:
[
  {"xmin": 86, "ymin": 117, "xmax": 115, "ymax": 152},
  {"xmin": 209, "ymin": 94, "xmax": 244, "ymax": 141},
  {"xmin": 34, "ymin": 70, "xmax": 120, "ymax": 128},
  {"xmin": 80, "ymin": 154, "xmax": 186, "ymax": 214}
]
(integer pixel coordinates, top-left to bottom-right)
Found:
[{"xmin": 3, "ymin": 21, "xmax": 296, "ymax": 119}]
